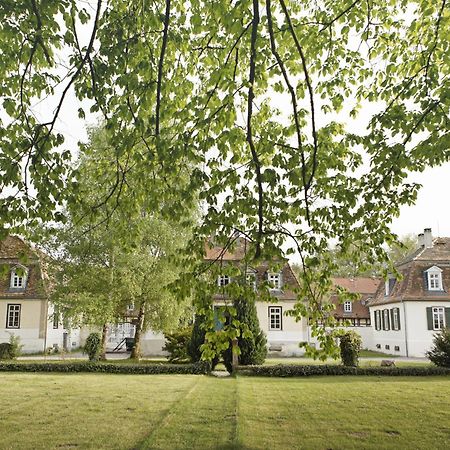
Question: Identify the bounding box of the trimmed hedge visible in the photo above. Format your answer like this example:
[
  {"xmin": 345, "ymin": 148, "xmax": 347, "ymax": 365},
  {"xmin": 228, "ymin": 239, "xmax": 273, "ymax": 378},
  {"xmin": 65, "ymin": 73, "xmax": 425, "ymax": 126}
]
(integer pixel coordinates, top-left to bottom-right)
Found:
[
  {"xmin": 237, "ymin": 364, "xmax": 450, "ymax": 377},
  {"xmin": 0, "ymin": 361, "xmax": 210, "ymax": 375}
]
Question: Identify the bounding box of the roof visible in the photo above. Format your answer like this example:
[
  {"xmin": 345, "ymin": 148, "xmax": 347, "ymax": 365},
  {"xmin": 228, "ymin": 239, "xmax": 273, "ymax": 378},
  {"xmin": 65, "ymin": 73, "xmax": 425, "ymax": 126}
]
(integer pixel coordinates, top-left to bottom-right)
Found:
[
  {"xmin": 370, "ymin": 237, "xmax": 450, "ymax": 307},
  {"xmin": 330, "ymin": 277, "xmax": 381, "ymax": 319},
  {"xmin": 205, "ymin": 236, "xmax": 299, "ymax": 301},
  {"xmin": 397, "ymin": 238, "xmax": 450, "ymax": 265},
  {"xmin": 0, "ymin": 235, "xmax": 47, "ymax": 300},
  {"xmin": 332, "ymin": 277, "xmax": 380, "ymax": 294}
]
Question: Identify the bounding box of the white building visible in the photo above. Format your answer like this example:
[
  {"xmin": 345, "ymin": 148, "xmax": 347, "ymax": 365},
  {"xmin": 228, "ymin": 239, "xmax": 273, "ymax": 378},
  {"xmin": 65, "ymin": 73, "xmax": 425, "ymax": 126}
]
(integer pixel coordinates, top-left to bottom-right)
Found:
[
  {"xmin": 0, "ymin": 236, "xmax": 80, "ymax": 353},
  {"xmin": 368, "ymin": 228, "xmax": 450, "ymax": 357}
]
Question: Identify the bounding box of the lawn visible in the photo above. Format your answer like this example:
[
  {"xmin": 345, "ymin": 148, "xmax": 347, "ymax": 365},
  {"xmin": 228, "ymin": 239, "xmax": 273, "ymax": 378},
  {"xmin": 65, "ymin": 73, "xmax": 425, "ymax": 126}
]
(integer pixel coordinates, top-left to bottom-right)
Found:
[{"xmin": 0, "ymin": 374, "xmax": 449, "ymax": 449}]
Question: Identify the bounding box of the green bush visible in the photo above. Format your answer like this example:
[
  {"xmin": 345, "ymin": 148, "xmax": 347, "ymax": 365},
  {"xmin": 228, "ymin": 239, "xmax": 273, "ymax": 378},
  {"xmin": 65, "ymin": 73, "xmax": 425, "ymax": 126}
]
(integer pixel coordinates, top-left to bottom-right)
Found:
[
  {"xmin": 427, "ymin": 328, "xmax": 450, "ymax": 367},
  {"xmin": 163, "ymin": 327, "xmax": 192, "ymax": 363},
  {"xmin": 8, "ymin": 334, "xmax": 23, "ymax": 358},
  {"xmin": 237, "ymin": 364, "xmax": 450, "ymax": 377},
  {"xmin": 0, "ymin": 335, "xmax": 23, "ymax": 360},
  {"xmin": 84, "ymin": 333, "xmax": 101, "ymax": 361},
  {"xmin": 223, "ymin": 297, "xmax": 267, "ymax": 373},
  {"xmin": 0, "ymin": 361, "xmax": 210, "ymax": 375},
  {"xmin": 0, "ymin": 343, "xmax": 13, "ymax": 360},
  {"xmin": 188, "ymin": 313, "xmax": 219, "ymax": 369},
  {"xmin": 339, "ymin": 330, "xmax": 362, "ymax": 367}
]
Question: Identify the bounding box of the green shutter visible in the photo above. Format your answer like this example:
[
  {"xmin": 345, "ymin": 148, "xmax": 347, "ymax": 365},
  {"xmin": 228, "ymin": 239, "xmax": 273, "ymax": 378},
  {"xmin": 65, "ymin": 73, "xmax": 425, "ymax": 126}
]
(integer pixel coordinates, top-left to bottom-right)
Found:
[
  {"xmin": 426, "ymin": 307, "xmax": 433, "ymax": 330},
  {"xmin": 396, "ymin": 308, "xmax": 401, "ymax": 330},
  {"xmin": 445, "ymin": 308, "xmax": 450, "ymax": 329}
]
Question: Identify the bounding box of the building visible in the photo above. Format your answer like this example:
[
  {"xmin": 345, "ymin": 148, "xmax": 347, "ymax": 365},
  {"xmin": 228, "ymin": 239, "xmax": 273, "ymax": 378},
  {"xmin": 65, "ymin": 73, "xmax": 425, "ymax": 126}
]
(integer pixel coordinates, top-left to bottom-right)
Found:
[
  {"xmin": 0, "ymin": 235, "xmax": 80, "ymax": 353},
  {"xmin": 368, "ymin": 228, "xmax": 450, "ymax": 357},
  {"xmin": 205, "ymin": 236, "xmax": 308, "ymax": 356},
  {"xmin": 331, "ymin": 277, "xmax": 380, "ymax": 348}
]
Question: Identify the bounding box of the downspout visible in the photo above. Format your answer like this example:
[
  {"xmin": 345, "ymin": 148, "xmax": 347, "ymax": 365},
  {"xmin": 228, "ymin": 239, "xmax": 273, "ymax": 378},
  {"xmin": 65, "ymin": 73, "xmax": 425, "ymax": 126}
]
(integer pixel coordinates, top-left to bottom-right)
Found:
[{"xmin": 402, "ymin": 300, "xmax": 409, "ymax": 357}]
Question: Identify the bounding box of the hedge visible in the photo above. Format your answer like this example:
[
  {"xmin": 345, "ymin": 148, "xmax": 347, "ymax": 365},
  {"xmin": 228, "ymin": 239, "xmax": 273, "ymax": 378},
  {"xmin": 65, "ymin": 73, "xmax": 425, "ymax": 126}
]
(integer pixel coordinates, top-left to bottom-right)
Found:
[
  {"xmin": 237, "ymin": 364, "xmax": 450, "ymax": 377},
  {"xmin": 0, "ymin": 361, "xmax": 210, "ymax": 375}
]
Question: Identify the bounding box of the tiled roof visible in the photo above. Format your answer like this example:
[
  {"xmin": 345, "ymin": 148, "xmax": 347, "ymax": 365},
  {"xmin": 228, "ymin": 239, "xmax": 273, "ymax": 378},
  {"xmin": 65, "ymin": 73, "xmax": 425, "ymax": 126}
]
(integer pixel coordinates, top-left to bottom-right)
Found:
[
  {"xmin": 205, "ymin": 236, "xmax": 299, "ymax": 300},
  {"xmin": 330, "ymin": 277, "xmax": 381, "ymax": 319},
  {"xmin": 332, "ymin": 277, "xmax": 381, "ymax": 294},
  {"xmin": 370, "ymin": 237, "xmax": 450, "ymax": 306},
  {"xmin": 0, "ymin": 235, "xmax": 47, "ymax": 299}
]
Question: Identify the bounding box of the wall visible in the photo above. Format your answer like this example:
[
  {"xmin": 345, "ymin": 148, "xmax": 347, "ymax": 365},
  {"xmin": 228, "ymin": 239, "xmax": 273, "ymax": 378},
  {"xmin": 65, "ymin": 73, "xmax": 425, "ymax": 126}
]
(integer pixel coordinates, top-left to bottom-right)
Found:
[
  {"xmin": 256, "ymin": 300, "xmax": 308, "ymax": 356},
  {"xmin": 404, "ymin": 301, "xmax": 449, "ymax": 357},
  {"xmin": 369, "ymin": 303, "xmax": 407, "ymax": 356},
  {"xmin": 0, "ymin": 298, "xmax": 46, "ymax": 353}
]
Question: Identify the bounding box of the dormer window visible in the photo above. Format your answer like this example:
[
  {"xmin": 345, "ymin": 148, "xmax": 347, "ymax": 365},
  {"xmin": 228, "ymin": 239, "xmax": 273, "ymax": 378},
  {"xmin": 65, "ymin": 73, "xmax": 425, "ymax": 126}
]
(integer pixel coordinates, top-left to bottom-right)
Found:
[
  {"xmin": 268, "ymin": 272, "xmax": 282, "ymax": 290},
  {"xmin": 426, "ymin": 266, "xmax": 443, "ymax": 291},
  {"xmin": 10, "ymin": 266, "xmax": 27, "ymax": 289},
  {"xmin": 344, "ymin": 301, "xmax": 352, "ymax": 313},
  {"xmin": 217, "ymin": 275, "xmax": 230, "ymax": 287}
]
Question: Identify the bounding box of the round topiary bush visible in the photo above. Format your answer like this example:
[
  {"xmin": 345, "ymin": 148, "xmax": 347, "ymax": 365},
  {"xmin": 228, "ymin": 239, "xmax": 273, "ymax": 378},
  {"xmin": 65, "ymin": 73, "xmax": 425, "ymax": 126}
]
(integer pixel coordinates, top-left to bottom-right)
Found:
[
  {"xmin": 84, "ymin": 333, "xmax": 102, "ymax": 361},
  {"xmin": 339, "ymin": 330, "xmax": 362, "ymax": 367},
  {"xmin": 427, "ymin": 327, "xmax": 450, "ymax": 367}
]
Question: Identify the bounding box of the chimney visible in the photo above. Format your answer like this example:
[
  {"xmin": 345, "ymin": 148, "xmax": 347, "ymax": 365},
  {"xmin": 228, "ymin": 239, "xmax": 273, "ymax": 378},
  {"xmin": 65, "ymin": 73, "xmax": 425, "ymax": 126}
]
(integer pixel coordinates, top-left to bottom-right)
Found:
[
  {"xmin": 418, "ymin": 233, "xmax": 424, "ymax": 247},
  {"xmin": 424, "ymin": 228, "xmax": 433, "ymax": 249}
]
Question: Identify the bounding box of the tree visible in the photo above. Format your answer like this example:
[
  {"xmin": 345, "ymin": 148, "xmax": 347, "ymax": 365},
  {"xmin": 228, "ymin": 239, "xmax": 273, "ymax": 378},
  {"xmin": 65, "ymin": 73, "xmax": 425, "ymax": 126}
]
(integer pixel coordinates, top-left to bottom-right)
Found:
[
  {"xmin": 222, "ymin": 296, "xmax": 267, "ymax": 373},
  {"xmin": 2, "ymin": 1, "xmax": 449, "ymax": 359},
  {"xmin": 35, "ymin": 125, "xmax": 194, "ymax": 359}
]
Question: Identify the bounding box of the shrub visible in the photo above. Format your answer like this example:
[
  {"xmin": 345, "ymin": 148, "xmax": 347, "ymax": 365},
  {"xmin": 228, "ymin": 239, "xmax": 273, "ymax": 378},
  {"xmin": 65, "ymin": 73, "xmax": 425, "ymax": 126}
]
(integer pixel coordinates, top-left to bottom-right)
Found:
[
  {"xmin": 237, "ymin": 364, "xmax": 450, "ymax": 377},
  {"xmin": 427, "ymin": 328, "xmax": 450, "ymax": 367},
  {"xmin": 84, "ymin": 333, "xmax": 101, "ymax": 361},
  {"xmin": 339, "ymin": 330, "xmax": 362, "ymax": 367},
  {"xmin": 0, "ymin": 361, "xmax": 210, "ymax": 375},
  {"xmin": 0, "ymin": 343, "xmax": 13, "ymax": 360},
  {"xmin": 163, "ymin": 327, "xmax": 192, "ymax": 363},
  {"xmin": 0, "ymin": 335, "xmax": 22, "ymax": 360},
  {"xmin": 8, "ymin": 334, "xmax": 23, "ymax": 358},
  {"xmin": 188, "ymin": 313, "xmax": 219, "ymax": 369},
  {"xmin": 223, "ymin": 297, "xmax": 267, "ymax": 373}
]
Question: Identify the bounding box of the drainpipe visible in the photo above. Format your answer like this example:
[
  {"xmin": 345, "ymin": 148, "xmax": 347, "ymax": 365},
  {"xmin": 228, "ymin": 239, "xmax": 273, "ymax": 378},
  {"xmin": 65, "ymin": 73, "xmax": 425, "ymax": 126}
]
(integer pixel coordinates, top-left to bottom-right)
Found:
[{"xmin": 402, "ymin": 300, "xmax": 409, "ymax": 357}]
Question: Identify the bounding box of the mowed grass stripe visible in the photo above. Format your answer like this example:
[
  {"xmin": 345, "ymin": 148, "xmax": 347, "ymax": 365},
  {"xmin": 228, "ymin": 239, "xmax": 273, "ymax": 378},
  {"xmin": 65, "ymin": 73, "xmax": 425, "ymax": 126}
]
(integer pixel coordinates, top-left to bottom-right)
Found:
[
  {"xmin": 142, "ymin": 377, "xmax": 238, "ymax": 450},
  {"xmin": 0, "ymin": 373, "xmax": 198, "ymax": 450},
  {"xmin": 237, "ymin": 376, "xmax": 450, "ymax": 450}
]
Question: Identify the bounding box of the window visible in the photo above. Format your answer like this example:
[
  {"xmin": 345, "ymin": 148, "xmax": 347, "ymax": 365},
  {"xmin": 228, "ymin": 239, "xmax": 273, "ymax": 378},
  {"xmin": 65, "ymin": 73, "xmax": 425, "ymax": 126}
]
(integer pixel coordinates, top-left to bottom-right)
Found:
[
  {"xmin": 426, "ymin": 266, "xmax": 443, "ymax": 291},
  {"xmin": 343, "ymin": 301, "xmax": 352, "ymax": 313},
  {"xmin": 10, "ymin": 267, "xmax": 27, "ymax": 289},
  {"xmin": 268, "ymin": 306, "xmax": 282, "ymax": 330},
  {"xmin": 217, "ymin": 275, "xmax": 230, "ymax": 287},
  {"xmin": 53, "ymin": 310, "xmax": 59, "ymax": 329},
  {"xmin": 375, "ymin": 310, "xmax": 381, "ymax": 330},
  {"xmin": 391, "ymin": 308, "xmax": 400, "ymax": 331},
  {"xmin": 268, "ymin": 273, "xmax": 282, "ymax": 290},
  {"xmin": 246, "ymin": 272, "xmax": 257, "ymax": 291},
  {"xmin": 432, "ymin": 307, "xmax": 445, "ymax": 330},
  {"xmin": 383, "ymin": 309, "xmax": 390, "ymax": 330},
  {"xmin": 6, "ymin": 304, "xmax": 21, "ymax": 329}
]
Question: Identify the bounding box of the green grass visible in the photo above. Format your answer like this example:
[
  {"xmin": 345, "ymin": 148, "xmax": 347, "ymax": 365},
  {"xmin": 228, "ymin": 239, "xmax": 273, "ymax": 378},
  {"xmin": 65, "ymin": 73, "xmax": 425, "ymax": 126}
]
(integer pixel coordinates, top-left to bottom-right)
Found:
[{"xmin": 0, "ymin": 373, "xmax": 448, "ymax": 449}]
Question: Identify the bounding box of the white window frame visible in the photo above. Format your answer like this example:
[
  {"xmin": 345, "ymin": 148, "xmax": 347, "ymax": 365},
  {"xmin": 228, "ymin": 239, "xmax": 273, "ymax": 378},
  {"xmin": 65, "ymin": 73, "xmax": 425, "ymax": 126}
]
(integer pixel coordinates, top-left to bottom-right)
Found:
[
  {"xmin": 375, "ymin": 310, "xmax": 381, "ymax": 330},
  {"xmin": 432, "ymin": 307, "xmax": 445, "ymax": 330},
  {"xmin": 383, "ymin": 309, "xmax": 390, "ymax": 331},
  {"xmin": 246, "ymin": 272, "xmax": 257, "ymax": 291},
  {"xmin": 268, "ymin": 272, "xmax": 282, "ymax": 290},
  {"xmin": 426, "ymin": 266, "xmax": 443, "ymax": 291},
  {"xmin": 217, "ymin": 275, "xmax": 230, "ymax": 287},
  {"xmin": 343, "ymin": 301, "xmax": 352, "ymax": 313},
  {"xmin": 268, "ymin": 306, "xmax": 282, "ymax": 331},
  {"xmin": 392, "ymin": 308, "xmax": 400, "ymax": 331},
  {"xmin": 6, "ymin": 304, "xmax": 21, "ymax": 329},
  {"xmin": 10, "ymin": 266, "xmax": 27, "ymax": 289}
]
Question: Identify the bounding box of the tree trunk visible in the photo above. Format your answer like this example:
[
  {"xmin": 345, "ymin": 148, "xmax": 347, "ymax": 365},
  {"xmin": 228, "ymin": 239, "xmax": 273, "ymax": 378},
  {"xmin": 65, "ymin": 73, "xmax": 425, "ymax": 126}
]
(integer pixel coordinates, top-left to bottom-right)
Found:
[
  {"xmin": 100, "ymin": 323, "xmax": 108, "ymax": 360},
  {"xmin": 131, "ymin": 302, "xmax": 145, "ymax": 360}
]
